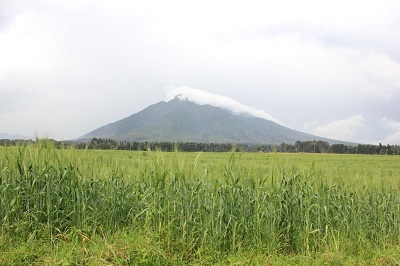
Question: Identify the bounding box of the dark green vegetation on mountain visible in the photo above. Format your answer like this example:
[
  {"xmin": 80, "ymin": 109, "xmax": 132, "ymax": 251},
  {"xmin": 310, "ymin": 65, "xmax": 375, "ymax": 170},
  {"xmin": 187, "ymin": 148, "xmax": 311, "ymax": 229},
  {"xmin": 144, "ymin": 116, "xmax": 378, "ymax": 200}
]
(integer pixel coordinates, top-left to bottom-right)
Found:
[{"xmin": 78, "ymin": 97, "xmax": 354, "ymax": 145}]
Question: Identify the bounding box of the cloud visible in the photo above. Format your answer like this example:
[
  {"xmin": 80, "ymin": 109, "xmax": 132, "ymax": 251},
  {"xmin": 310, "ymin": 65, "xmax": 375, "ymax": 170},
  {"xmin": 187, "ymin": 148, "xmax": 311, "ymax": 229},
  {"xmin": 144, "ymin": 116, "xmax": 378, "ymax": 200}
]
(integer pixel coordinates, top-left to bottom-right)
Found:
[
  {"xmin": 166, "ymin": 86, "xmax": 284, "ymax": 125},
  {"xmin": 0, "ymin": 11, "xmax": 61, "ymax": 75},
  {"xmin": 308, "ymin": 115, "xmax": 365, "ymax": 141},
  {"xmin": 0, "ymin": 0, "xmax": 399, "ymax": 143},
  {"xmin": 348, "ymin": 50, "xmax": 400, "ymax": 100},
  {"xmin": 377, "ymin": 118, "xmax": 400, "ymax": 145},
  {"xmin": 381, "ymin": 118, "xmax": 400, "ymax": 131}
]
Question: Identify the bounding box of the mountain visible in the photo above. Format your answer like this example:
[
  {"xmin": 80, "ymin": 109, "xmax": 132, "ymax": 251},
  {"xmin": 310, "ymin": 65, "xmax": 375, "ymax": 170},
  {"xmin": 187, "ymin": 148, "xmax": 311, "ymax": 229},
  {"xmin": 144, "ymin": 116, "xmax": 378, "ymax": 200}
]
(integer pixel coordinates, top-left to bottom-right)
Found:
[
  {"xmin": 77, "ymin": 97, "xmax": 353, "ymax": 145},
  {"xmin": 0, "ymin": 133, "xmax": 34, "ymax": 140}
]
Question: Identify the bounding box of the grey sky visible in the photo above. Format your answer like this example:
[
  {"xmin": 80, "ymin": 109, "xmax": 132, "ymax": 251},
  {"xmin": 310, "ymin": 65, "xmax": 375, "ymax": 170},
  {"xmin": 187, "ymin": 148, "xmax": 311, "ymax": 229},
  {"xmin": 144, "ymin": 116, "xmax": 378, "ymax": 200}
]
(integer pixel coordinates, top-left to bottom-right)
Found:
[{"xmin": 1, "ymin": 0, "xmax": 400, "ymax": 144}]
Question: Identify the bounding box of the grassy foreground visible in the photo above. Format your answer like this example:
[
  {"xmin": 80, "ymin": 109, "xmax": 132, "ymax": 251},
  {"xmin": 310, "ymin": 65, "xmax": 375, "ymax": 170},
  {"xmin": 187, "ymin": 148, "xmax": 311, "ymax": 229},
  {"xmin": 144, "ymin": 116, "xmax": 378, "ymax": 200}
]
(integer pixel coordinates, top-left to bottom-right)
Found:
[{"xmin": 1, "ymin": 141, "xmax": 400, "ymax": 265}]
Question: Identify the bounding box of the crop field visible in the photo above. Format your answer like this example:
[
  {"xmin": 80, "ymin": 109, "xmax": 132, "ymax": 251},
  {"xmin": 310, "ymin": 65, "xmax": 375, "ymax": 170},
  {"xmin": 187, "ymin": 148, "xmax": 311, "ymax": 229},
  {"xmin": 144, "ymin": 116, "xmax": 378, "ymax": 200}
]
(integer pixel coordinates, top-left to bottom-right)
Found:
[{"xmin": 1, "ymin": 140, "xmax": 400, "ymax": 265}]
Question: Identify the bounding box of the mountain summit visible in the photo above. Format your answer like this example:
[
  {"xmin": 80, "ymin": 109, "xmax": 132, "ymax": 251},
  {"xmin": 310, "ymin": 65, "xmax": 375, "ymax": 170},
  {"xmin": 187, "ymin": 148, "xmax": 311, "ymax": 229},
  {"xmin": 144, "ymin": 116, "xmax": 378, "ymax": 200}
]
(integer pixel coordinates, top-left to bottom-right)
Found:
[{"xmin": 77, "ymin": 97, "xmax": 350, "ymax": 145}]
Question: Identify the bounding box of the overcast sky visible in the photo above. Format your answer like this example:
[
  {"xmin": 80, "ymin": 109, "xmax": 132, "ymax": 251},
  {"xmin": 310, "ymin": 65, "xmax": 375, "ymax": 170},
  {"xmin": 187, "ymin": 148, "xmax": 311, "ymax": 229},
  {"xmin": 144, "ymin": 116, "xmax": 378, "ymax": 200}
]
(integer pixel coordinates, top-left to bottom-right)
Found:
[{"xmin": 1, "ymin": 0, "xmax": 400, "ymax": 144}]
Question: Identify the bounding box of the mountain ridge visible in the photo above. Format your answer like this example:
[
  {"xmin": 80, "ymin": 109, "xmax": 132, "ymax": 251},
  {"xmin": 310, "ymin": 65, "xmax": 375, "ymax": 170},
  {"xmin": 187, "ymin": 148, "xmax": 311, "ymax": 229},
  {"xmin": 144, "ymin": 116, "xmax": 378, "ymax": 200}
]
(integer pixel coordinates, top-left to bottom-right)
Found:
[
  {"xmin": 78, "ymin": 97, "xmax": 356, "ymax": 145},
  {"xmin": 0, "ymin": 133, "xmax": 34, "ymax": 140}
]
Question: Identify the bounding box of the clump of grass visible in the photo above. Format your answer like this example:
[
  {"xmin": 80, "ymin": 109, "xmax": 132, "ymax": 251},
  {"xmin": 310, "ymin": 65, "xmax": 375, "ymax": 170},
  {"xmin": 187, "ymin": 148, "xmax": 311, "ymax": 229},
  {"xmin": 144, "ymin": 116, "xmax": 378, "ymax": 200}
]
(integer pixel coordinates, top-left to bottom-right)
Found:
[
  {"xmin": 1, "ymin": 140, "xmax": 400, "ymax": 264},
  {"xmin": 0, "ymin": 140, "xmax": 137, "ymax": 238}
]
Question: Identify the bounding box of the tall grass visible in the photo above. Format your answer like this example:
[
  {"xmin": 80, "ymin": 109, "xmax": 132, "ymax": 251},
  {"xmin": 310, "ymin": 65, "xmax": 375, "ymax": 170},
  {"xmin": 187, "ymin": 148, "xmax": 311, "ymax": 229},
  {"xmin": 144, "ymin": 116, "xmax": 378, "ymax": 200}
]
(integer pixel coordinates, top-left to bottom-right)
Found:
[{"xmin": 1, "ymin": 140, "xmax": 400, "ymax": 263}]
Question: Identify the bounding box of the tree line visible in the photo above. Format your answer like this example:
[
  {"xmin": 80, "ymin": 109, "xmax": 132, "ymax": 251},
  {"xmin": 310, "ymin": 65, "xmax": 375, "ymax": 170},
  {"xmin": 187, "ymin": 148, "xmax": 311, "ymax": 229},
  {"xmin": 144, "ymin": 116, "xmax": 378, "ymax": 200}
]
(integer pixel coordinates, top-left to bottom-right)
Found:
[{"xmin": 1, "ymin": 138, "xmax": 399, "ymax": 155}]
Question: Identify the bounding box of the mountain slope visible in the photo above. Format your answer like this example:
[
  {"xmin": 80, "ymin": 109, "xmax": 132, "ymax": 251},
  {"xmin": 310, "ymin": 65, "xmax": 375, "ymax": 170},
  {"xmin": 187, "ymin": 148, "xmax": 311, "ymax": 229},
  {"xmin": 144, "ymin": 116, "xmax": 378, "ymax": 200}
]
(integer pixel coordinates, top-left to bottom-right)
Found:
[
  {"xmin": 78, "ymin": 97, "xmax": 352, "ymax": 145},
  {"xmin": 0, "ymin": 133, "xmax": 34, "ymax": 140}
]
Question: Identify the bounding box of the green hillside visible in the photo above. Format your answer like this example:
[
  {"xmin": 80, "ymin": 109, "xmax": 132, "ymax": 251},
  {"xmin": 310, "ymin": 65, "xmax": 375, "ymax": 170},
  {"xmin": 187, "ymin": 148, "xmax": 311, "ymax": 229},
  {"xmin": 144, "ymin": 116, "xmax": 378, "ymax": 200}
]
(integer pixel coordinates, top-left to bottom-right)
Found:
[{"xmin": 78, "ymin": 97, "xmax": 353, "ymax": 145}]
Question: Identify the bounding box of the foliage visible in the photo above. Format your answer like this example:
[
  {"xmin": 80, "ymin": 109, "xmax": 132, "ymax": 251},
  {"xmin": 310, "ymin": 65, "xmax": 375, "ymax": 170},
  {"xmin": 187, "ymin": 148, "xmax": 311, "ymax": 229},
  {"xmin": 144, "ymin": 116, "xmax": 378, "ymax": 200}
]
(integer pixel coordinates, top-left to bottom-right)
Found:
[
  {"xmin": 3, "ymin": 137, "xmax": 400, "ymax": 155},
  {"xmin": 1, "ymin": 141, "xmax": 400, "ymax": 264}
]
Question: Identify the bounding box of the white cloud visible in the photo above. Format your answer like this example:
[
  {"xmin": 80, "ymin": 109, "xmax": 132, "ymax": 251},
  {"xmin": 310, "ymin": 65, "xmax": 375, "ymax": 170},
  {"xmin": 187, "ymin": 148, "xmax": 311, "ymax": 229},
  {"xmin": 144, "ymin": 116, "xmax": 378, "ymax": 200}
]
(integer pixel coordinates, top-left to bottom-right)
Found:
[
  {"xmin": 0, "ymin": 0, "xmax": 399, "ymax": 143},
  {"xmin": 377, "ymin": 118, "xmax": 400, "ymax": 145},
  {"xmin": 379, "ymin": 132, "xmax": 400, "ymax": 146},
  {"xmin": 0, "ymin": 11, "xmax": 61, "ymax": 75},
  {"xmin": 381, "ymin": 118, "xmax": 400, "ymax": 131},
  {"xmin": 308, "ymin": 115, "xmax": 365, "ymax": 141},
  {"xmin": 166, "ymin": 86, "xmax": 284, "ymax": 125},
  {"xmin": 346, "ymin": 50, "xmax": 400, "ymax": 100}
]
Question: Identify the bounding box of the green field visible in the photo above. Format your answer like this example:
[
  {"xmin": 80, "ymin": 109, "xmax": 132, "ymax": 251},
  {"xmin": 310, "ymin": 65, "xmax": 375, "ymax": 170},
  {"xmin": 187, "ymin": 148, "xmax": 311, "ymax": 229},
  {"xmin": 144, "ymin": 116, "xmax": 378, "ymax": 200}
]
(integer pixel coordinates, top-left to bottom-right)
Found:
[{"xmin": 1, "ymin": 141, "xmax": 400, "ymax": 265}]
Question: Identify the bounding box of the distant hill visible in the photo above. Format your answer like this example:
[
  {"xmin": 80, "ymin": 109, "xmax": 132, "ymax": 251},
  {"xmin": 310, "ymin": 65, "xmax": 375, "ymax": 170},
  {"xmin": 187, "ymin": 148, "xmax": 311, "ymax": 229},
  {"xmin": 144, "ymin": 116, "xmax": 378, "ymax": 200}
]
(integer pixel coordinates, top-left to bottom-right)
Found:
[
  {"xmin": 77, "ymin": 97, "xmax": 354, "ymax": 145},
  {"xmin": 0, "ymin": 133, "xmax": 34, "ymax": 140}
]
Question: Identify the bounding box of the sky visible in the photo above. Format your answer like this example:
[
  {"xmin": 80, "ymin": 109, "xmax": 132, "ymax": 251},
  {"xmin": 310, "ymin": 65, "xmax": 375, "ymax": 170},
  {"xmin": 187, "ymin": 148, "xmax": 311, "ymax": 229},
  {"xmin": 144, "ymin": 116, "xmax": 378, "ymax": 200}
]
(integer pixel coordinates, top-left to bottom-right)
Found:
[{"xmin": 1, "ymin": 0, "xmax": 400, "ymax": 144}]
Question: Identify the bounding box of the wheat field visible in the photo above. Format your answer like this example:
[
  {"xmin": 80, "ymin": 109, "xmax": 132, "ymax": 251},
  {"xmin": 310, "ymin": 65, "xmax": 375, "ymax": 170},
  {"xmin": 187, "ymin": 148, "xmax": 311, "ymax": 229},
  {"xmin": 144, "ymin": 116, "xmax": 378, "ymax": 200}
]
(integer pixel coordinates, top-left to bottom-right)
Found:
[{"xmin": 1, "ymin": 140, "xmax": 400, "ymax": 265}]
